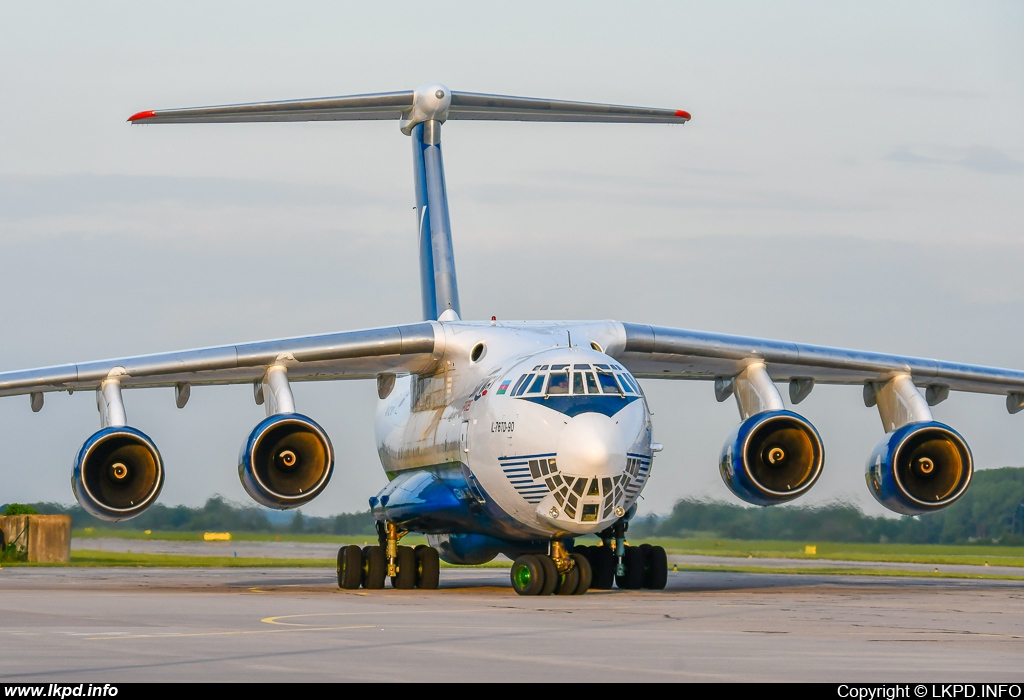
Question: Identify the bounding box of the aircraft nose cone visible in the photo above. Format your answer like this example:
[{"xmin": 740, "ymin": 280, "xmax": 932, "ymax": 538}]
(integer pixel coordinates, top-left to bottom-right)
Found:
[{"xmin": 556, "ymin": 413, "xmax": 629, "ymax": 477}]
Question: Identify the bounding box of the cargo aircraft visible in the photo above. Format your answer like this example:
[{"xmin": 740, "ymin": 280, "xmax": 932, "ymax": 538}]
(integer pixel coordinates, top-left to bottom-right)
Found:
[{"xmin": 3, "ymin": 84, "xmax": 1023, "ymax": 595}]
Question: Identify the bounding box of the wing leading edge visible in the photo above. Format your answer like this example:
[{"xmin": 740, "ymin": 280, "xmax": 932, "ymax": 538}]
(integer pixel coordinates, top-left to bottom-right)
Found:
[
  {"xmin": 0, "ymin": 322, "xmax": 442, "ymax": 398},
  {"xmin": 615, "ymin": 322, "xmax": 1024, "ymax": 410}
]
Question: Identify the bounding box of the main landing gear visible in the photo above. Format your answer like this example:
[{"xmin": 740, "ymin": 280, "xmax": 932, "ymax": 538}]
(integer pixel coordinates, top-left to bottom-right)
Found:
[
  {"xmin": 575, "ymin": 521, "xmax": 668, "ymax": 590},
  {"xmin": 510, "ymin": 541, "xmax": 593, "ymax": 596},
  {"xmin": 337, "ymin": 521, "xmax": 439, "ymax": 590}
]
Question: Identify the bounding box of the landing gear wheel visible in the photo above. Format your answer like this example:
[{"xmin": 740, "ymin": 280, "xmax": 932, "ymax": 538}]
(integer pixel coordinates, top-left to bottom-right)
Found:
[
  {"xmin": 535, "ymin": 554, "xmax": 556, "ymax": 595},
  {"xmin": 554, "ymin": 561, "xmax": 580, "ymax": 595},
  {"xmin": 337, "ymin": 545, "xmax": 362, "ymax": 589},
  {"xmin": 570, "ymin": 553, "xmax": 592, "ymax": 595},
  {"xmin": 511, "ymin": 555, "xmax": 544, "ymax": 596},
  {"xmin": 391, "ymin": 545, "xmax": 416, "ymax": 589},
  {"xmin": 589, "ymin": 546, "xmax": 615, "ymax": 589},
  {"xmin": 415, "ymin": 545, "xmax": 440, "ymax": 590},
  {"xmin": 616, "ymin": 546, "xmax": 645, "ymax": 590},
  {"xmin": 644, "ymin": 545, "xmax": 668, "ymax": 590},
  {"xmin": 361, "ymin": 545, "xmax": 386, "ymax": 589}
]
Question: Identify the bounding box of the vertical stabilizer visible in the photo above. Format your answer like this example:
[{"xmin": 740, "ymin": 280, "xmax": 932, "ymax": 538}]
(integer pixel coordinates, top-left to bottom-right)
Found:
[{"xmin": 412, "ymin": 118, "xmax": 461, "ymax": 322}]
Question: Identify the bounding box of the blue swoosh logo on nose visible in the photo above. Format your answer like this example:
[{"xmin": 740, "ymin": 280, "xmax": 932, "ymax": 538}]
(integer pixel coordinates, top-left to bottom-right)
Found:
[{"xmin": 519, "ymin": 395, "xmax": 639, "ymax": 418}]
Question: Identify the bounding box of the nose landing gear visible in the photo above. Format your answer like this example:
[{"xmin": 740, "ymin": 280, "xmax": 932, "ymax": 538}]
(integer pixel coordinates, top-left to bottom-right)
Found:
[{"xmin": 510, "ymin": 541, "xmax": 593, "ymax": 596}]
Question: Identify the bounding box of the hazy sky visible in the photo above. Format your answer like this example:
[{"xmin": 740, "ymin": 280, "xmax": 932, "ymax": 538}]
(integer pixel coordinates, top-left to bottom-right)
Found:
[{"xmin": 1, "ymin": 2, "xmax": 1022, "ymax": 517}]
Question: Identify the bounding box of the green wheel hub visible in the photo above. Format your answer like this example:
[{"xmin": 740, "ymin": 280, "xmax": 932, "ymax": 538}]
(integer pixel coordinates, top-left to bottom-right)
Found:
[{"xmin": 513, "ymin": 564, "xmax": 532, "ymax": 589}]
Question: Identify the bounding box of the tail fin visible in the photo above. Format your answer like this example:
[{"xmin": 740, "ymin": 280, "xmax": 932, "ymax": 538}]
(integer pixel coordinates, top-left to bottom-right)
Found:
[{"xmin": 129, "ymin": 84, "xmax": 690, "ymax": 321}]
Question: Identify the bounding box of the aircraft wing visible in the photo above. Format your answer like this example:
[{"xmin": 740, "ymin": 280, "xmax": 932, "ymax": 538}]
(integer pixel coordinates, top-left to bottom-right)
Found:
[
  {"xmin": 0, "ymin": 322, "xmax": 442, "ymax": 400},
  {"xmin": 614, "ymin": 322, "xmax": 1024, "ymax": 411}
]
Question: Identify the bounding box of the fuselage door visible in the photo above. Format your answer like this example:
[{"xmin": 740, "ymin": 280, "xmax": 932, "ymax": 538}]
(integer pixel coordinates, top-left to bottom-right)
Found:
[{"xmin": 460, "ymin": 419, "xmax": 470, "ymax": 456}]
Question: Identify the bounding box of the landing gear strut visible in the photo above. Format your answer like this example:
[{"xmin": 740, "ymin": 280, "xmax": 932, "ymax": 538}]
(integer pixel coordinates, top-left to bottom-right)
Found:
[{"xmin": 336, "ymin": 520, "xmax": 439, "ymax": 590}]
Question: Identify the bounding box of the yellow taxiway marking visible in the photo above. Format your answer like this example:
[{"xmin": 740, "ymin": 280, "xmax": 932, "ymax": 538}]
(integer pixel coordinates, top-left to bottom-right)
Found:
[{"xmin": 84, "ymin": 625, "xmax": 376, "ymax": 641}]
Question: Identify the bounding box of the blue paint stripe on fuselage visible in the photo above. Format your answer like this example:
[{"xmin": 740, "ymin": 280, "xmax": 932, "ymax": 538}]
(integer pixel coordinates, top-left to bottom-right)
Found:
[
  {"xmin": 499, "ymin": 453, "xmax": 557, "ymax": 460},
  {"xmin": 519, "ymin": 394, "xmax": 639, "ymax": 418}
]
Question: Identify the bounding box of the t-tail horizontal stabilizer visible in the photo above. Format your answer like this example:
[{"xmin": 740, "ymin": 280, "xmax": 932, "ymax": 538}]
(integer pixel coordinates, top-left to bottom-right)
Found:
[
  {"xmin": 128, "ymin": 84, "xmax": 690, "ymax": 322},
  {"xmin": 127, "ymin": 84, "xmax": 691, "ymax": 129}
]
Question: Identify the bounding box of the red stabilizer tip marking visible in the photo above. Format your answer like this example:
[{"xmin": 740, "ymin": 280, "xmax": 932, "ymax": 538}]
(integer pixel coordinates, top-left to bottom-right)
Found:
[
  {"xmin": 128, "ymin": 110, "xmax": 156, "ymax": 122},
  {"xmin": 674, "ymin": 110, "xmax": 691, "ymax": 119}
]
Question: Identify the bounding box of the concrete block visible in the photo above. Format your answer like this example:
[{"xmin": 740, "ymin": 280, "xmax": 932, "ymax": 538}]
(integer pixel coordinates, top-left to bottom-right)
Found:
[{"xmin": 0, "ymin": 514, "xmax": 71, "ymax": 563}]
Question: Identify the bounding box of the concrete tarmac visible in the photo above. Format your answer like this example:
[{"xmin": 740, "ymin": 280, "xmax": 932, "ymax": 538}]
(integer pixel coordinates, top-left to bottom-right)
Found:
[{"xmin": 1, "ymin": 567, "xmax": 1022, "ymax": 682}]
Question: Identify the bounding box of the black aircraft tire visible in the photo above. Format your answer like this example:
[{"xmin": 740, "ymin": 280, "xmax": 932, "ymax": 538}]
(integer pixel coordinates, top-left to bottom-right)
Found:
[
  {"xmin": 415, "ymin": 546, "xmax": 440, "ymax": 590},
  {"xmin": 510, "ymin": 555, "xmax": 545, "ymax": 596},
  {"xmin": 391, "ymin": 545, "xmax": 417, "ymax": 589},
  {"xmin": 590, "ymin": 546, "xmax": 615, "ymax": 589},
  {"xmin": 644, "ymin": 545, "xmax": 668, "ymax": 590},
  {"xmin": 555, "ymin": 561, "xmax": 580, "ymax": 595},
  {"xmin": 538, "ymin": 554, "xmax": 558, "ymax": 596},
  {"xmin": 361, "ymin": 545, "xmax": 386, "ymax": 589},
  {"xmin": 570, "ymin": 553, "xmax": 592, "ymax": 595},
  {"xmin": 616, "ymin": 546, "xmax": 645, "ymax": 590},
  {"xmin": 337, "ymin": 545, "xmax": 362, "ymax": 589}
]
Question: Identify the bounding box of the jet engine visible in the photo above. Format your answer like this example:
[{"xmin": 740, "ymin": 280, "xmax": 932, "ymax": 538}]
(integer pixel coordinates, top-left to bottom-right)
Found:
[
  {"xmin": 72, "ymin": 426, "xmax": 164, "ymax": 521},
  {"xmin": 719, "ymin": 410, "xmax": 824, "ymax": 506},
  {"xmin": 865, "ymin": 421, "xmax": 972, "ymax": 515},
  {"xmin": 238, "ymin": 413, "xmax": 334, "ymax": 509}
]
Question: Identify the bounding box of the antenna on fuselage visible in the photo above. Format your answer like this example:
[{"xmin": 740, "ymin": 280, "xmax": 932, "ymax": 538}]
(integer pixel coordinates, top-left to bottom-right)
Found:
[{"xmin": 128, "ymin": 84, "xmax": 690, "ymax": 322}]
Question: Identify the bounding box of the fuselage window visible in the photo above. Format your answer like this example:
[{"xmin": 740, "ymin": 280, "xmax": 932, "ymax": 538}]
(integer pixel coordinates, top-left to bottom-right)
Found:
[
  {"xmin": 526, "ymin": 374, "xmax": 546, "ymax": 394},
  {"xmin": 585, "ymin": 371, "xmax": 600, "ymax": 394},
  {"xmin": 547, "ymin": 371, "xmax": 569, "ymax": 394},
  {"xmin": 597, "ymin": 371, "xmax": 622, "ymax": 395},
  {"xmin": 572, "ymin": 371, "xmax": 585, "ymax": 395}
]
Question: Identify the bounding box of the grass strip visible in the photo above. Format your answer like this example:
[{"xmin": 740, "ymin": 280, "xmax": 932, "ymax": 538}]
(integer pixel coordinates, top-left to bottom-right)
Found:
[{"xmin": 671, "ymin": 563, "xmax": 1024, "ymax": 581}]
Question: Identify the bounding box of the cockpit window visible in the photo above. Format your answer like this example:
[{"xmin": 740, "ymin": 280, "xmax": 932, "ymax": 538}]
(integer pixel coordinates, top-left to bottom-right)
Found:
[
  {"xmin": 526, "ymin": 374, "xmax": 546, "ymax": 394},
  {"xmin": 597, "ymin": 371, "xmax": 622, "ymax": 395},
  {"xmin": 618, "ymin": 374, "xmax": 639, "ymax": 393},
  {"xmin": 547, "ymin": 371, "xmax": 569, "ymax": 395},
  {"xmin": 512, "ymin": 374, "xmax": 536, "ymax": 397},
  {"xmin": 572, "ymin": 371, "xmax": 585, "ymax": 395},
  {"xmin": 585, "ymin": 372, "xmax": 600, "ymax": 394}
]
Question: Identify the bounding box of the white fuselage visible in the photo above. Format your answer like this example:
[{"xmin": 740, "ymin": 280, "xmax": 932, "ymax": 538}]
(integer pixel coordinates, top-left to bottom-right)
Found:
[{"xmin": 374, "ymin": 321, "xmax": 655, "ymax": 538}]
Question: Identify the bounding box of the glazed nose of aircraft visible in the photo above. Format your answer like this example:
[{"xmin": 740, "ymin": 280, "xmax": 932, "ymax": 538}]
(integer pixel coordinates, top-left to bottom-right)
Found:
[{"xmin": 556, "ymin": 413, "xmax": 631, "ymax": 477}]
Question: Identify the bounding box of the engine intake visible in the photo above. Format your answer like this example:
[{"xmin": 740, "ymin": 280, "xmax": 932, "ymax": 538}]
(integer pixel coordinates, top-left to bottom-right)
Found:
[
  {"xmin": 866, "ymin": 421, "xmax": 972, "ymax": 515},
  {"xmin": 72, "ymin": 426, "xmax": 164, "ymax": 521},
  {"xmin": 238, "ymin": 413, "xmax": 334, "ymax": 509},
  {"xmin": 719, "ymin": 410, "xmax": 824, "ymax": 506}
]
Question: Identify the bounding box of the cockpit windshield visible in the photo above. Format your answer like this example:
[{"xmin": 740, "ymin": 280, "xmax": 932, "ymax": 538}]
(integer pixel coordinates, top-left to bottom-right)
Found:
[{"xmin": 510, "ymin": 363, "xmax": 640, "ymax": 397}]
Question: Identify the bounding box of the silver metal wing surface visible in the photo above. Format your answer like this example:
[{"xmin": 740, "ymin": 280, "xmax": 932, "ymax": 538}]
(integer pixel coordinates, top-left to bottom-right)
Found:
[
  {"xmin": 0, "ymin": 322, "xmax": 442, "ymax": 398},
  {"xmin": 615, "ymin": 322, "xmax": 1024, "ymax": 412}
]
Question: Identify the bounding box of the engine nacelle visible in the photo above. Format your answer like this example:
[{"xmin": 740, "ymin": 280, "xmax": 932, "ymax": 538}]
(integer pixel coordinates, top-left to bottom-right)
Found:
[
  {"xmin": 72, "ymin": 426, "xmax": 164, "ymax": 521},
  {"xmin": 238, "ymin": 413, "xmax": 334, "ymax": 509},
  {"xmin": 865, "ymin": 421, "xmax": 972, "ymax": 515},
  {"xmin": 719, "ymin": 410, "xmax": 824, "ymax": 506}
]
